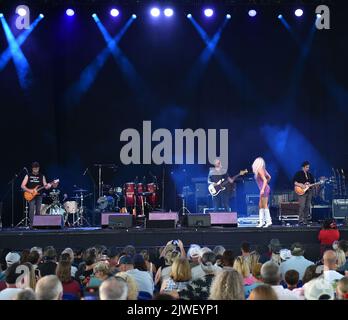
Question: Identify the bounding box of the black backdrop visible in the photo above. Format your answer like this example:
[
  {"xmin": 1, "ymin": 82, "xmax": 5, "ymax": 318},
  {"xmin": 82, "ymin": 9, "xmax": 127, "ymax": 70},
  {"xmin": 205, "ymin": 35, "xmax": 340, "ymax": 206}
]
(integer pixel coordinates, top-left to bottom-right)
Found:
[{"xmin": 0, "ymin": 1, "xmax": 347, "ymax": 226}]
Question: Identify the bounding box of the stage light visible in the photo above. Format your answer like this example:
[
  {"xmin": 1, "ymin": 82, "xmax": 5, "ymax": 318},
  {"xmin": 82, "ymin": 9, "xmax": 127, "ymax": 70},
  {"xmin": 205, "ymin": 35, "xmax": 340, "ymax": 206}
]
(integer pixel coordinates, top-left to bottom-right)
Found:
[
  {"xmin": 150, "ymin": 7, "xmax": 160, "ymax": 17},
  {"xmin": 92, "ymin": 13, "xmax": 97, "ymax": 18},
  {"xmin": 187, "ymin": 13, "xmax": 192, "ymax": 19},
  {"xmin": 0, "ymin": 13, "xmax": 3, "ymax": 18},
  {"xmin": 164, "ymin": 8, "xmax": 173, "ymax": 17},
  {"xmin": 226, "ymin": 14, "xmax": 231, "ymax": 19},
  {"xmin": 66, "ymin": 9, "xmax": 74, "ymax": 16},
  {"xmin": 295, "ymin": 9, "xmax": 303, "ymax": 17},
  {"xmin": 17, "ymin": 7, "xmax": 27, "ymax": 17},
  {"xmin": 39, "ymin": 13, "xmax": 44, "ymax": 18},
  {"xmin": 204, "ymin": 8, "xmax": 213, "ymax": 17},
  {"xmin": 110, "ymin": 8, "xmax": 119, "ymax": 17},
  {"xmin": 132, "ymin": 14, "xmax": 137, "ymax": 19},
  {"xmin": 248, "ymin": 9, "xmax": 257, "ymax": 17},
  {"xmin": 278, "ymin": 14, "xmax": 283, "ymax": 19}
]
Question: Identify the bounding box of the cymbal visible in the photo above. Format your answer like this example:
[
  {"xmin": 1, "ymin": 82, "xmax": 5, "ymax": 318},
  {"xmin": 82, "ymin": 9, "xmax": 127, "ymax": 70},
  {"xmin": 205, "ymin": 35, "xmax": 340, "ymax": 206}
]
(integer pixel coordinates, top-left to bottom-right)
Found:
[{"xmin": 74, "ymin": 189, "xmax": 88, "ymax": 193}]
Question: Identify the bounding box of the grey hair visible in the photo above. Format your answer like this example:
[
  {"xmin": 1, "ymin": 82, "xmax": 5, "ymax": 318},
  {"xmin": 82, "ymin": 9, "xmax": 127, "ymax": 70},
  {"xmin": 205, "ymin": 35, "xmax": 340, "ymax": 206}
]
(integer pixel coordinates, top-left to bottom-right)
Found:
[
  {"xmin": 261, "ymin": 261, "xmax": 280, "ymax": 285},
  {"xmin": 213, "ymin": 246, "xmax": 226, "ymax": 256},
  {"xmin": 99, "ymin": 277, "xmax": 128, "ymax": 300},
  {"xmin": 35, "ymin": 275, "xmax": 63, "ymax": 300}
]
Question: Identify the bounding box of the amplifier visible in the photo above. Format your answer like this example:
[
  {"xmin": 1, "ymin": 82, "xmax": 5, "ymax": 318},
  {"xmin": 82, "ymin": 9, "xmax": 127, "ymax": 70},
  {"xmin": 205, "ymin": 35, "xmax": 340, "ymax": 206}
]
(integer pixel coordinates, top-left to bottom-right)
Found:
[
  {"xmin": 246, "ymin": 194, "xmax": 259, "ymax": 205},
  {"xmin": 332, "ymin": 199, "xmax": 348, "ymax": 219},
  {"xmin": 195, "ymin": 183, "xmax": 208, "ymax": 198},
  {"xmin": 279, "ymin": 202, "xmax": 299, "ymax": 221}
]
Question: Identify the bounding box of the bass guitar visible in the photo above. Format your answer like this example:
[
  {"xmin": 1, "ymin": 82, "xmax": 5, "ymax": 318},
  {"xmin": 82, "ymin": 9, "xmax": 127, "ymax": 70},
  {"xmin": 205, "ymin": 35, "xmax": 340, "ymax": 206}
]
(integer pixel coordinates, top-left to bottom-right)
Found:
[
  {"xmin": 208, "ymin": 170, "xmax": 248, "ymax": 197},
  {"xmin": 24, "ymin": 179, "xmax": 60, "ymax": 201}
]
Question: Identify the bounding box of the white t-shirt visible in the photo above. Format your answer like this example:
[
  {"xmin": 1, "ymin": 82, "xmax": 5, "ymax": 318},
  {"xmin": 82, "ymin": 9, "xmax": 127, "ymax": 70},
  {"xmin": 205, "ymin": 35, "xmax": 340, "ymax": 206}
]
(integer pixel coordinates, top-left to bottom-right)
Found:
[
  {"xmin": 323, "ymin": 270, "xmax": 344, "ymax": 285},
  {"xmin": 271, "ymin": 285, "xmax": 299, "ymax": 300},
  {"xmin": 279, "ymin": 256, "xmax": 314, "ymax": 280},
  {"xmin": 127, "ymin": 269, "xmax": 154, "ymax": 296},
  {"xmin": 0, "ymin": 288, "xmax": 23, "ymax": 300}
]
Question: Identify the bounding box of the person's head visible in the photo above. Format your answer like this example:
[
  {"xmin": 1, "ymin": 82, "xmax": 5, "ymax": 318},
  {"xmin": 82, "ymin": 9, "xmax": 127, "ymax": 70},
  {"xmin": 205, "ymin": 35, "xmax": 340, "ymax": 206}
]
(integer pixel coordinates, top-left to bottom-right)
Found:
[
  {"xmin": 164, "ymin": 249, "xmax": 180, "ymax": 266},
  {"xmin": 304, "ymin": 278, "xmax": 334, "ymax": 300},
  {"xmin": 213, "ymin": 245, "xmax": 225, "ymax": 257},
  {"xmin": 200, "ymin": 252, "xmax": 217, "ymax": 274},
  {"xmin": 109, "ymin": 249, "xmax": 121, "ymax": 267},
  {"xmin": 268, "ymin": 239, "xmax": 282, "ymax": 254},
  {"xmin": 279, "ymin": 249, "xmax": 292, "ymax": 263},
  {"xmin": 99, "ymin": 276, "xmax": 128, "ymax": 300},
  {"xmin": 30, "ymin": 247, "xmax": 43, "ymax": 260},
  {"xmin": 20, "ymin": 249, "xmax": 30, "ymax": 264},
  {"xmin": 115, "ymin": 272, "xmax": 138, "ymax": 300},
  {"xmin": 261, "ymin": 261, "xmax": 280, "ymax": 286},
  {"xmin": 338, "ymin": 240, "xmax": 348, "ymax": 255},
  {"xmin": 140, "ymin": 249, "xmax": 150, "ymax": 262},
  {"xmin": 322, "ymin": 219, "xmax": 337, "ymax": 230},
  {"xmin": 43, "ymin": 246, "xmax": 57, "ymax": 262},
  {"xmin": 118, "ymin": 255, "xmax": 134, "ymax": 272},
  {"xmin": 291, "ymin": 242, "xmax": 305, "ymax": 257},
  {"xmin": 5, "ymin": 262, "xmax": 21, "ymax": 287},
  {"xmin": 93, "ymin": 261, "xmax": 110, "ymax": 280},
  {"xmin": 214, "ymin": 159, "xmax": 221, "ymax": 169},
  {"xmin": 302, "ymin": 265, "xmax": 322, "ymax": 284},
  {"xmin": 84, "ymin": 247, "xmax": 97, "ymax": 266},
  {"xmin": 209, "ymin": 269, "xmax": 245, "ymax": 300},
  {"xmin": 336, "ymin": 249, "xmax": 346, "ymax": 269},
  {"xmin": 222, "ymin": 250, "xmax": 235, "ymax": 267},
  {"xmin": 199, "ymin": 247, "xmax": 212, "ymax": 260},
  {"xmin": 241, "ymin": 242, "xmax": 251, "ymax": 255},
  {"xmin": 133, "ymin": 254, "xmax": 147, "ymax": 271},
  {"xmin": 61, "ymin": 248, "xmax": 75, "ymax": 263},
  {"xmin": 323, "ymin": 250, "xmax": 338, "ymax": 270},
  {"xmin": 252, "ymin": 157, "xmax": 265, "ymax": 177},
  {"xmin": 27, "ymin": 251, "xmax": 40, "ymax": 266},
  {"xmin": 31, "ymin": 161, "xmax": 40, "ymax": 174},
  {"xmin": 251, "ymin": 263, "xmax": 263, "ymax": 281},
  {"xmin": 248, "ymin": 284, "xmax": 278, "ymax": 300},
  {"xmin": 336, "ymin": 277, "xmax": 348, "ymax": 300},
  {"xmin": 5, "ymin": 252, "xmax": 21, "ymax": 268},
  {"xmin": 285, "ymin": 270, "xmax": 299, "ymax": 290},
  {"xmin": 249, "ymin": 251, "xmax": 260, "ymax": 271},
  {"xmin": 170, "ymin": 257, "xmax": 191, "ymax": 282},
  {"xmin": 123, "ymin": 245, "xmax": 136, "ymax": 258},
  {"xmin": 56, "ymin": 260, "xmax": 72, "ymax": 283},
  {"xmin": 21, "ymin": 262, "xmax": 36, "ymax": 289},
  {"xmin": 301, "ymin": 161, "xmax": 310, "ymax": 172},
  {"xmin": 35, "ymin": 275, "xmax": 63, "ymax": 300},
  {"xmin": 13, "ymin": 288, "xmax": 36, "ymax": 300},
  {"xmin": 233, "ymin": 256, "xmax": 251, "ymax": 278},
  {"xmin": 187, "ymin": 245, "xmax": 201, "ymax": 263}
]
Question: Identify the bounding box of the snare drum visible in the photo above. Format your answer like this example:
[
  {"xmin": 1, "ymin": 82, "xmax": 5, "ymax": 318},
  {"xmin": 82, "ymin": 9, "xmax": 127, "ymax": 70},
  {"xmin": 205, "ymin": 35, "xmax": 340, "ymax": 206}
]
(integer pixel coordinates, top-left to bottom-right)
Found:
[
  {"xmin": 48, "ymin": 206, "xmax": 66, "ymax": 215},
  {"xmin": 64, "ymin": 201, "xmax": 79, "ymax": 214}
]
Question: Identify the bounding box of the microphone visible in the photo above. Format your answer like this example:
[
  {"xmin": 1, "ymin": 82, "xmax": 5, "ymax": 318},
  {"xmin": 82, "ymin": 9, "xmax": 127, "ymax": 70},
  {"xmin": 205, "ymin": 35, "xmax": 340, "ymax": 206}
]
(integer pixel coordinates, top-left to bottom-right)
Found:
[{"xmin": 83, "ymin": 168, "xmax": 88, "ymax": 176}]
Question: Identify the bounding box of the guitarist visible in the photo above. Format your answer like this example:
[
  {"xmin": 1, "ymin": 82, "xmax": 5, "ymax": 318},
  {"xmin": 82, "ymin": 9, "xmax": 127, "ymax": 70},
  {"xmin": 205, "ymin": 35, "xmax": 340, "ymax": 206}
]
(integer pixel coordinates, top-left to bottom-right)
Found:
[
  {"xmin": 293, "ymin": 161, "xmax": 315, "ymax": 226},
  {"xmin": 21, "ymin": 162, "xmax": 54, "ymax": 225},
  {"xmin": 208, "ymin": 159, "xmax": 234, "ymax": 212}
]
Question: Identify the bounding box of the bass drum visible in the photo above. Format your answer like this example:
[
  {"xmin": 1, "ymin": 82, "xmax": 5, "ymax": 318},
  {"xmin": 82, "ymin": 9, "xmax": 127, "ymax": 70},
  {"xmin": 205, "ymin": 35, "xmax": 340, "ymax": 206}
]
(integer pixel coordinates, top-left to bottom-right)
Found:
[
  {"xmin": 48, "ymin": 206, "xmax": 66, "ymax": 215},
  {"xmin": 124, "ymin": 182, "xmax": 135, "ymax": 208},
  {"xmin": 64, "ymin": 201, "xmax": 79, "ymax": 214},
  {"xmin": 147, "ymin": 183, "xmax": 158, "ymax": 208}
]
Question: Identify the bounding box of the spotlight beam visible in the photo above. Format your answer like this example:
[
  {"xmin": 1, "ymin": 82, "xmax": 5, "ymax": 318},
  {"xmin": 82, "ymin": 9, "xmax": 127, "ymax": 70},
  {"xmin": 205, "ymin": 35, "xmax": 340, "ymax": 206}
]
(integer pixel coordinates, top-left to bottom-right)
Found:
[
  {"xmin": 0, "ymin": 15, "xmax": 43, "ymax": 71},
  {"xmin": 0, "ymin": 15, "xmax": 36, "ymax": 89}
]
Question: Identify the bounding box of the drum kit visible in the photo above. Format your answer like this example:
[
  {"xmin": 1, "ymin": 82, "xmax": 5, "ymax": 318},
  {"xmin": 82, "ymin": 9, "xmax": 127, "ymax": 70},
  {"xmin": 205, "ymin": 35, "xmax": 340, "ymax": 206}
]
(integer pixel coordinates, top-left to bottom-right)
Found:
[{"xmin": 40, "ymin": 187, "xmax": 91, "ymax": 227}]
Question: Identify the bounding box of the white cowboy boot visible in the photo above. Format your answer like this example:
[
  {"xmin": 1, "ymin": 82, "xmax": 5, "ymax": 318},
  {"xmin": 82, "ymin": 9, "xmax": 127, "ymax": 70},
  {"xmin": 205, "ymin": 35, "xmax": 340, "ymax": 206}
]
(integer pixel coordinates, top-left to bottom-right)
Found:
[
  {"xmin": 264, "ymin": 208, "xmax": 272, "ymax": 227},
  {"xmin": 256, "ymin": 209, "xmax": 265, "ymax": 227}
]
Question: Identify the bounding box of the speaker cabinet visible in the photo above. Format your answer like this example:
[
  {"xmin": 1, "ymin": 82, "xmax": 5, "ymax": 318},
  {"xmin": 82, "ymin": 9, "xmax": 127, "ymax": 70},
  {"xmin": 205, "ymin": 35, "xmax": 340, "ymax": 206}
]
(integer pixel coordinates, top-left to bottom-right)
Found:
[
  {"xmin": 32, "ymin": 215, "xmax": 63, "ymax": 229},
  {"xmin": 187, "ymin": 214, "xmax": 211, "ymax": 227}
]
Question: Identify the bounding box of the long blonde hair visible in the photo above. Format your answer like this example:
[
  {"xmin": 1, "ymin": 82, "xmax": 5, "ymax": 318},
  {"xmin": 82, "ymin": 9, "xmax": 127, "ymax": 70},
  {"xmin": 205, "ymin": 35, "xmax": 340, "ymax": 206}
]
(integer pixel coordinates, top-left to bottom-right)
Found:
[
  {"xmin": 209, "ymin": 269, "xmax": 245, "ymax": 300},
  {"xmin": 233, "ymin": 256, "xmax": 251, "ymax": 278},
  {"xmin": 115, "ymin": 272, "xmax": 139, "ymax": 300},
  {"xmin": 252, "ymin": 157, "xmax": 265, "ymax": 178}
]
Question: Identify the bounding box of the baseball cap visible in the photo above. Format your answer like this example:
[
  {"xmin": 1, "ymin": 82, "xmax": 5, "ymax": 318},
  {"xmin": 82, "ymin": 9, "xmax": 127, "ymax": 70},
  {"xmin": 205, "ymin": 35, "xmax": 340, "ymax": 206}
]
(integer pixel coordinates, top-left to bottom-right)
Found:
[
  {"xmin": 291, "ymin": 242, "xmax": 304, "ymax": 256},
  {"xmin": 132, "ymin": 254, "xmax": 145, "ymax": 265},
  {"xmin": 279, "ymin": 249, "xmax": 292, "ymax": 261},
  {"xmin": 5, "ymin": 252, "xmax": 21, "ymax": 267},
  {"xmin": 118, "ymin": 255, "xmax": 133, "ymax": 265},
  {"xmin": 304, "ymin": 278, "xmax": 334, "ymax": 300},
  {"xmin": 187, "ymin": 245, "xmax": 201, "ymax": 260}
]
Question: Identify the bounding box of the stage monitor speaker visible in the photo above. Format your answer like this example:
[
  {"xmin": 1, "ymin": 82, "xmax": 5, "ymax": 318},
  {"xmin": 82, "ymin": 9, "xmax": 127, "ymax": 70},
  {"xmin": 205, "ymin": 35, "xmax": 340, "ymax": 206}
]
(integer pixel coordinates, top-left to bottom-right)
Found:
[
  {"xmin": 187, "ymin": 214, "xmax": 211, "ymax": 227},
  {"xmin": 147, "ymin": 212, "xmax": 178, "ymax": 228},
  {"xmin": 101, "ymin": 213, "xmax": 131, "ymax": 228},
  {"xmin": 32, "ymin": 215, "xmax": 63, "ymax": 229},
  {"xmin": 108, "ymin": 214, "xmax": 133, "ymax": 229},
  {"xmin": 332, "ymin": 199, "xmax": 348, "ymax": 219},
  {"xmin": 210, "ymin": 212, "xmax": 237, "ymax": 227}
]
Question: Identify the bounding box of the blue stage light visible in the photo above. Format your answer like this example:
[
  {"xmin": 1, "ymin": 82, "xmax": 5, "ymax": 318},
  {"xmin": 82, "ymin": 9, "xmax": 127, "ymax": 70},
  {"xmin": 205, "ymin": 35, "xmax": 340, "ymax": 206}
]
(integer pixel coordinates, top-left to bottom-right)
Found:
[
  {"xmin": 0, "ymin": 13, "xmax": 3, "ymax": 18},
  {"xmin": 278, "ymin": 14, "xmax": 283, "ymax": 19},
  {"xmin": 164, "ymin": 8, "xmax": 174, "ymax": 17},
  {"xmin": 204, "ymin": 8, "xmax": 213, "ymax": 17},
  {"xmin": 248, "ymin": 10, "xmax": 257, "ymax": 17},
  {"xmin": 226, "ymin": 14, "xmax": 231, "ymax": 19},
  {"xmin": 110, "ymin": 9, "xmax": 119, "ymax": 17},
  {"xmin": 132, "ymin": 14, "xmax": 137, "ymax": 19},
  {"xmin": 66, "ymin": 9, "xmax": 74, "ymax": 16},
  {"xmin": 17, "ymin": 7, "xmax": 27, "ymax": 17},
  {"xmin": 92, "ymin": 13, "xmax": 97, "ymax": 18},
  {"xmin": 187, "ymin": 13, "xmax": 192, "ymax": 19},
  {"xmin": 150, "ymin": 8, "xmax": 160, "ymax": 17},
  {"xmin": 295, "ymin": 9, "xmax": 303, "ymax": 17},
  {"xmin": 39, "ymin": 13, "xmax": 44, "ymax": 18}
]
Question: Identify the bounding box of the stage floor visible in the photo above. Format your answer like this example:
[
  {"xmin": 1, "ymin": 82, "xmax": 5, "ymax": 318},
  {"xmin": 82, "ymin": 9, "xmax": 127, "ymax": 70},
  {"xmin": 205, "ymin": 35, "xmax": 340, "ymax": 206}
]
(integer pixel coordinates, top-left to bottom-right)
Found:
[{"xmin": 1, "ymin": 225, "xmax": 347, "ymax": 261}]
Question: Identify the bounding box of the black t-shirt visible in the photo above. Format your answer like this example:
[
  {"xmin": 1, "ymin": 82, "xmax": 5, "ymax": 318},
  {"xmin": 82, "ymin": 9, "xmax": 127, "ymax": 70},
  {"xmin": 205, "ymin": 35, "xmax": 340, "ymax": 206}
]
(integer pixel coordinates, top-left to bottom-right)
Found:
[
  {"xmin": 26, "ymin": 173, "xmax": 44, "ymax": 189},
  {"xmin": 208, "ymin": 168, "xmax": 233, "ymax": 193},
  {"xmin": 293, "ymin": 170, "xmax": 315, "ymax": 185}
]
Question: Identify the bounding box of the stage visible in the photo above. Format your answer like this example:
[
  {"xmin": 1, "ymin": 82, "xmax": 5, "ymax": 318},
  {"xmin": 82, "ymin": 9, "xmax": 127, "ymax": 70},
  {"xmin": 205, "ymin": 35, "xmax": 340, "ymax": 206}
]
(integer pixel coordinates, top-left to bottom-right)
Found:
[{"xmin": 1, "ymin": 224, "xmax": 347, "ymax": 261}]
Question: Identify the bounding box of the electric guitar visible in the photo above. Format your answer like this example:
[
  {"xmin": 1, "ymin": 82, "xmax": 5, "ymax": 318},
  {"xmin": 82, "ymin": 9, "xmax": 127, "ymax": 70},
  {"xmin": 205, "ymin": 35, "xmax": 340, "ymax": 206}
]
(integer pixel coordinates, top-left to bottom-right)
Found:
[
  {"xmin": 208, "ymin": 170, "xmax": 248, "ymax": 197},
  {"xmin": 294, "ymin": 179, "xmax": 327, "ymax": 196},
  {"xmin": 24, "ymin": 179, "xmax": 60, "ymax": 201}
]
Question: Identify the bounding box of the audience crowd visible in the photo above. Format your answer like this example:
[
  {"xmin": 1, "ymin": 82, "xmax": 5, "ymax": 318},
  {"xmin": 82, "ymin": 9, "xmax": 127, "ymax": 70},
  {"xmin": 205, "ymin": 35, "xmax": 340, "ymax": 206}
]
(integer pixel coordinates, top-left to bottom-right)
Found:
[{"xmin": 0, "ymin": 219, "xmax": 347, "ymax": 301}]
